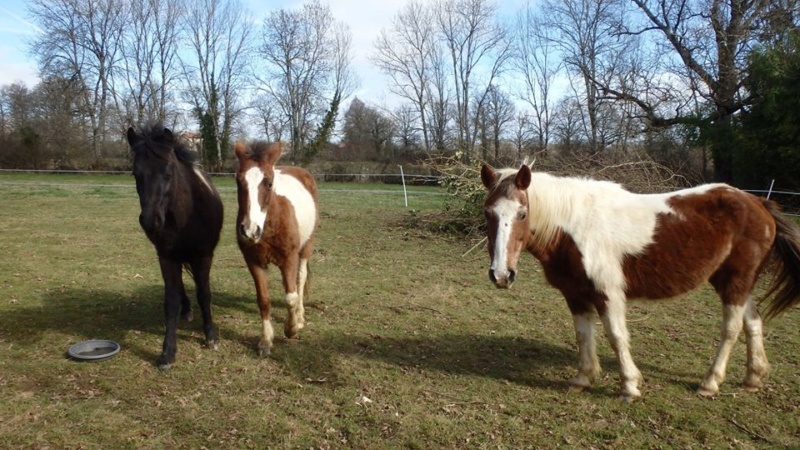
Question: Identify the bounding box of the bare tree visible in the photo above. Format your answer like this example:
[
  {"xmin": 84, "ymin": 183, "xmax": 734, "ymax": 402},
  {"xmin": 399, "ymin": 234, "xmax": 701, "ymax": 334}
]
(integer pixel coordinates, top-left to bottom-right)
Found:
[
  {"xmin": 602, "ymin": 0, "xmax": 779, "ymax": 181},
  {"xmin": 482, "ymin": 85, "xmax": 515, "ymax": 161},
  {"xmin": 512, "ymin": 2, "xmax": 561, "ymax": 155},
  {"xmin": 539, "ymin": 0, "xmax": 633, "ymax": 154},
  {"xmin": 28, "ymin": 0, "xmax": 128, "ymax": 159},
  {"xmin": 391, "ymin": 104, "xmax": 421, "ymax": 153},
  {"xmin": 372, "ymin": 1, "xmax": 439, "ymax": 153},
  {"xmin": 120, "ymin": 0, "xmax": 184, "ymax": 126},
  {"xmin": 181, "ymin": 0, "xmax": 253, "ymax": 167},
  {"xmin": 257, "ymin": 0, "xmax": 354, "ymax": 162},
  {"xmin": 434, "ymin": 0, "xmax": 511, "ymax": 156}
]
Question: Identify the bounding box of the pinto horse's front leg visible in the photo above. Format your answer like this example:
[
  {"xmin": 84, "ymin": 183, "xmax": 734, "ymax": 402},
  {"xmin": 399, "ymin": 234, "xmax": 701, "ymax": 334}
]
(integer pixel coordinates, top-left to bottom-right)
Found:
[
  {"xmin": 247, "ymin": 262, "xmax": 273, "ymax": 356},
  {"xmin": 599, "ymin": 293, "xmax": 642, "ymax": 402},
  {"xmin": 569, "ymin": 311, "xmax": 601, "ymax": 391},
  {"xmin": 157, "ymin": 257, "xmax": 184, "ymax": 370}
]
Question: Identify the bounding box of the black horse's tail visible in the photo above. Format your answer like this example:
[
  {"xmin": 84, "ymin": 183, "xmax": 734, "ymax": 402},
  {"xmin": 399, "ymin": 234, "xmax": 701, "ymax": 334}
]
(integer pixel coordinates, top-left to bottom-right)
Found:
[{"xmin": 761, "ymin": 199, "xmax": 800, "ymax": 320}]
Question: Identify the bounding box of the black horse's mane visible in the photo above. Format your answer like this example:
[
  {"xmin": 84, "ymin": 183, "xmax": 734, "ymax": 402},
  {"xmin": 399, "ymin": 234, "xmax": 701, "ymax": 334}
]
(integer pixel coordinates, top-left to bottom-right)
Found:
[{"xmin": 133, "ymin": 123, "xmax": 198, "ymax": 167}]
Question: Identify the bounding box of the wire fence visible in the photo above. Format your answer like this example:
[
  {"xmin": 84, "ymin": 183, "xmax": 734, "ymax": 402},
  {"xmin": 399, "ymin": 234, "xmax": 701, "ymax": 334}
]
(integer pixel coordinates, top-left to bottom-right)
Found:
[{"xmin": 2, "ymin": 169, "xmax": 799, "ymax": 215}]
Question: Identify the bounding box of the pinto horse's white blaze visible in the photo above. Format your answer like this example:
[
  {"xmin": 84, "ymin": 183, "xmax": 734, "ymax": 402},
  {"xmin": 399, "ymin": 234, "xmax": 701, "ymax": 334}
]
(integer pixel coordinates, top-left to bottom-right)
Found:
[
  {"xmin": 242, "ymin": 166, "xmax": 268, "ymax": 241},
  {"xmin": 480, "ymin": 163, "xmax": 800, "ymax": 401},
  {"xmin": 488, "ymin": 197, "xmax": 526, "ymax": 286}
]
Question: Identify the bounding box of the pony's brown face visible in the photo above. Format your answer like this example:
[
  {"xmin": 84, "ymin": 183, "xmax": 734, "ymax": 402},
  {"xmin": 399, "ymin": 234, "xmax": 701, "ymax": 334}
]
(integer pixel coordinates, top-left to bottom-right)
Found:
[
  {"xmin": 234, "ymin": 141, "xmax": 282, "ymax": 243},
  {"xmin": 481, "ymin": 164, "xmax": 532, "ymax": 289}
]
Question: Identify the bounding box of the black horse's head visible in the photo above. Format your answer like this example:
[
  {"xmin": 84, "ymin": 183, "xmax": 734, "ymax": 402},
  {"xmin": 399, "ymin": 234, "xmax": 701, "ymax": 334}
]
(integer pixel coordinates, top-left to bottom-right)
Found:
[{"xmin": 126, "ymin": 125, "xmax": 184, "ymax": 234}]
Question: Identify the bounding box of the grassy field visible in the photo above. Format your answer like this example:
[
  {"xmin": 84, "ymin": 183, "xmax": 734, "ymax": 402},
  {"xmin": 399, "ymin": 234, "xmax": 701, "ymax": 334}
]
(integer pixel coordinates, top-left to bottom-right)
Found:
[{"xmin": 0, "ymin": 172, "xmax": 798, "ymax": 449}]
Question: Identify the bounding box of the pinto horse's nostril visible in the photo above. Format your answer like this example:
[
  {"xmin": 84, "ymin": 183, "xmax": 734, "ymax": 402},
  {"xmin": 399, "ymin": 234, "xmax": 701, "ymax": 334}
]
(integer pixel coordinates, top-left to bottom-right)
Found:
[
  {"xmin": 254, "ymin": 226, "xmax": 262, "ymax": 238},
  {"xmin": 489, "ymin": 269, "xmax": 497, "ymax": 284},
  {"xmin": 509, "ymin": 269, "xmax": 517, "ymax": 283}
]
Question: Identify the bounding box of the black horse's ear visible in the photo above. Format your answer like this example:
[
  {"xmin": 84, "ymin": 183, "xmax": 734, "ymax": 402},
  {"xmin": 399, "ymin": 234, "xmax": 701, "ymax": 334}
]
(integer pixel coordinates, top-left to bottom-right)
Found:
[
  {"xmin": 163, "ymin": 127, "xmax": 174, "ymax": 141},
  {"xmin": 480, "ymin": 163, "xmax": 496, "ymax": 189},
  {"xmin": 126, "ymin": 127, "xmax": 138, "ymax": 146}
]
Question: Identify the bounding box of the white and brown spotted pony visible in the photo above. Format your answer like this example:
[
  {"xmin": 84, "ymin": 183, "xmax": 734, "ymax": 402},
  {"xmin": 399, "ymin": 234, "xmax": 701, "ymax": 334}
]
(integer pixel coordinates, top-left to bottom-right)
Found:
[
  {"xmin": 234, "ymin": 141, "xmax": 318, "ymax": 356},
  {"xmin": 481, "ymin": 163, "xmax": 800, "ymax": 401}
]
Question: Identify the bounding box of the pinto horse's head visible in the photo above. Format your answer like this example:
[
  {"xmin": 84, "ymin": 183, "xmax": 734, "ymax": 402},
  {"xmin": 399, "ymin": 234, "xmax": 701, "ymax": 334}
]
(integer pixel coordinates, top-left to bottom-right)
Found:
[
  {"xmin": 234, "ymin": 141, "xmax": 282, "ymax": 243},
  {"xmin": 127, "ymin": 126, "xmax": 181, "ymax": 234},
  {"xmin": 480, "ymin": 163, "xmax": 532, "ymax": 289}
]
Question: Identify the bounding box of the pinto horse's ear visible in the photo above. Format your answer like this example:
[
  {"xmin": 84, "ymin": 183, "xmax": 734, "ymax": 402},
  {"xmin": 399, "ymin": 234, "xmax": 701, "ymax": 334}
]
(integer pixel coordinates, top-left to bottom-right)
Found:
[
  {"xmin": 480, "ymin": 163, "xmax": 497, "ymax": 189},
  {"xmin": 265, "ymin": 142, "xmax": 282, "ymax": 165},
  {"xmin": 515, "ymin": 164, "xmax": 531, "ymax": 190},
  {"xmin": 126, "ymin": 127, "xmax": 139, "ymax": 146},
  {"xmin": 233, "ymin": 141, "xmax": 248, "ymax": 159}
]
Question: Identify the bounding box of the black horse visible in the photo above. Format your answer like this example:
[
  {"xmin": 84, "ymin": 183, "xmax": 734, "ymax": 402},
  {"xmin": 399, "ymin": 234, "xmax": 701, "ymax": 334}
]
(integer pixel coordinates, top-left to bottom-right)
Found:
[{"xmin": 126, "ymin": 124, "xmax": 224, "ymax": 370}]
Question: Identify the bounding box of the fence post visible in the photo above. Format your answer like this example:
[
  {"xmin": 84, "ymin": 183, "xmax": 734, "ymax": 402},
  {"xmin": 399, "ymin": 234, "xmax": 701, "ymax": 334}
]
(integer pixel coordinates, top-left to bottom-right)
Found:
[
  {"xmin": 398, "ymin": 165, "xmax": 408, "ymax": 207},
  {"xmin": 767, "ymin": 179, "xmax": 775, "ymax": 200}
]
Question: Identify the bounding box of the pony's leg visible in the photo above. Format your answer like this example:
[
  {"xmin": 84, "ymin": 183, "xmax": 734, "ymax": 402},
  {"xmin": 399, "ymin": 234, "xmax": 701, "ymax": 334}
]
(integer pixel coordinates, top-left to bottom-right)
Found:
[
  {"xmin": 742, "ymin": 296, "xmax": 770, "ymax": 392},
  {"xmin": 599, "ymin": 294, "xmax": 642, "ymax": 402},
  {"xmin": 247, "ymin": 263, "xmax": 273, "ymax": 356},
  {"xmin": 156, "ymin": 257, "xmax": 183, "ymax": 370},
  {"xmin": 698, "ymin": 303, "xmax": 746, "ymax": 396},
  {"xmin": 569, "ymin": 310, "xmax": 601, "ymax": 391},
  {"xmin": 279, "ymin": 254, "xmax": 302, "ymax": 339},
  {"xmin": 190, "ymin": 256, "xmax": 218, "ymax": 350},
  {"xmin": 294, "ymin": 258, "xmax": 309, "ymax": 330}
]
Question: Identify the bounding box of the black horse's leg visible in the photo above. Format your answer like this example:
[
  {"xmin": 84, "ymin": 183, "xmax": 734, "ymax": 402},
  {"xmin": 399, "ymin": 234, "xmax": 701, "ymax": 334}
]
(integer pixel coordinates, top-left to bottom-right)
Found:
[
  {"xmin": 190, "ymin": 255, "xmax": 218, "ymax": 349},
  {"xmin": 179, "ymin": 273, "xmax": 193, "ymax": 323},
  {"xmin": 157, "ymin": 256, "xmax": 183, "ymax": 370}
]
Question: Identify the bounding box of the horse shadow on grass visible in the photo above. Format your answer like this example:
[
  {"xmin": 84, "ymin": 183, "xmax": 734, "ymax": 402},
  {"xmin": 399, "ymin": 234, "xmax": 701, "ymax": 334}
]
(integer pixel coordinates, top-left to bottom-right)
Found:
[
  {"xmin": 275, "ymin": 329, "xmax": 711, "ymax": 396},
  {"xmin": 0, "ymin": 285, "xmax": 255, "ymax": 365}
]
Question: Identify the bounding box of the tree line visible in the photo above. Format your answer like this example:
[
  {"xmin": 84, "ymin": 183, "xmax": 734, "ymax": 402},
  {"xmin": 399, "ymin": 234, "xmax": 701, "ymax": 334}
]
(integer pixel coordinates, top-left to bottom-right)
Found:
[{"xmin": 1, "ymin": 0, "xmax": 798, "ymax": 191}]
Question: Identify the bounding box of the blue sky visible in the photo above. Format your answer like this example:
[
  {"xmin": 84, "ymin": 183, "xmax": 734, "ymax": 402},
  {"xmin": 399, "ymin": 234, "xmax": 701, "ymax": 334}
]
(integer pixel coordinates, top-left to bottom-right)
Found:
[
  {"xmin": 0, "ymin": 2, "xmax": 41, "ymax": 88},
  {"xmin": 0, "ymin": 0, "xmax": 529, "ymax": 108}
]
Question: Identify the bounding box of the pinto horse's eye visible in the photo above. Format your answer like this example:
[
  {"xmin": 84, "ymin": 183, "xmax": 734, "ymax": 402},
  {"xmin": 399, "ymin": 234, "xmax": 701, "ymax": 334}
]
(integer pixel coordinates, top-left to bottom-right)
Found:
[
  {"xmin": 517, "ymin": 209, "xmax": 527, "ymax": 221},
  {"xmin": 262, "ymin": 178, "xmax": 273, "ymax": 189},
  {"xmin": 483, "ymin": 207, "xmax": 491, "ymax": 219}
]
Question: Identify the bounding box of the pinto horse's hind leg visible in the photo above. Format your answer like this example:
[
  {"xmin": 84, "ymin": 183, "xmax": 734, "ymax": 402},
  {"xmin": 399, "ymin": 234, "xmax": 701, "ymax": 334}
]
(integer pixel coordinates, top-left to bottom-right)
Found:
[
  {"xmin": 294, "ymin": 258, "xmax": 309, "ymax": 331},
  {"xmin": 157, "ymin": 257, "xmax": 184, "ymax": 370},
  {"xmin": 190, "ymin": 256, "xmax": 218, "ymax": 350},
  {"xmin": 280, "ymin": 254, "xmax": 303, "ymax": 339},
  {"xmin": 742, "ymin": 296, "xmax": 770, "ymax": 391},
  {"xmin": 698, "ymin": 303, "xmax": 745, "ymax": 396}
]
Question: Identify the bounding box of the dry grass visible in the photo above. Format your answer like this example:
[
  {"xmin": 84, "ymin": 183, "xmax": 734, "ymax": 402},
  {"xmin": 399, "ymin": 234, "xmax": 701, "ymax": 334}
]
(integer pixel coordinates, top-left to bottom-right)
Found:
[{"xmin": 0, "ymin": 173, "xmax": 798, "ymax": 449}]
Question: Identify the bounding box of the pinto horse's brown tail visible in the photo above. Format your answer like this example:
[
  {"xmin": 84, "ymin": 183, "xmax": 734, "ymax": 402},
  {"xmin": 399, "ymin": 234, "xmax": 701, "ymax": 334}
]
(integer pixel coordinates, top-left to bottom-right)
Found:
[{"xmin": 761, "ymin": 199, "xmax": 800, "ymax": 320}]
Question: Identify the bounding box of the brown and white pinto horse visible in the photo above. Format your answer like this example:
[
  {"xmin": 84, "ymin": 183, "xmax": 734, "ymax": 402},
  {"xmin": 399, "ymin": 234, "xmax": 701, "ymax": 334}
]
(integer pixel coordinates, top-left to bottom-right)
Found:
[
  {"xmin": 481, "ymin": 163, "xmax": 800, "ymax": 401},
  {"xmin": 234, "ymin": 141, "xmax": 319, "ymax": 356}
]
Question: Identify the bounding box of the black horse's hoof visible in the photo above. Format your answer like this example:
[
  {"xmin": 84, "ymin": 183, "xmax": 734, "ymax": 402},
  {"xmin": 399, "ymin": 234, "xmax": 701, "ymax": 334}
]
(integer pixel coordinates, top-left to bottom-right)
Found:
[{"xmin": 156, "ymin": 355, "xmax": 174, "ymax": 371}]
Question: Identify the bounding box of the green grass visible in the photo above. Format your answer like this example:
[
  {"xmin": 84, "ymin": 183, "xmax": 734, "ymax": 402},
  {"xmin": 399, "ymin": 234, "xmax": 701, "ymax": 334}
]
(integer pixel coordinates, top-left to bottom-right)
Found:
[{"xmin": 0, "ymin": 173, "xmax": 798, "ymax": 449}]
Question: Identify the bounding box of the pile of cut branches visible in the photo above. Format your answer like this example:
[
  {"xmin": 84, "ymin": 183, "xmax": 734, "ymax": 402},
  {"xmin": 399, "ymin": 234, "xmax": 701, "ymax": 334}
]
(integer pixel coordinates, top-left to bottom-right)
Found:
[{"xmin": 408, "ymin": 151, "xmax": 691, "ymax": 238}]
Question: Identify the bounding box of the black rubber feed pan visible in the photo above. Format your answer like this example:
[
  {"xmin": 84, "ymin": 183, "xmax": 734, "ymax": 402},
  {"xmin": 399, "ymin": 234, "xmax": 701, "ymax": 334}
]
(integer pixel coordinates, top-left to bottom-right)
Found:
[{"xmin": 67, "ymin": 340, "xmax": 120, "ymax": 362}]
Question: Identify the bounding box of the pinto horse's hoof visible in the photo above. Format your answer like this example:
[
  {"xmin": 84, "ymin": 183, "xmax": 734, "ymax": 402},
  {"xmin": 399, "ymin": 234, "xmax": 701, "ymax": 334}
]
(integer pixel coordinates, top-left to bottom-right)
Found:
[
  {"xmin": 696, "ymin": 387, "xmax": 718, "ymax": 398},
  {"xmin": 205, "ymin": 339, "xmax": 219, "ymax": 351},
  {"xmin": 257, "ymin": 346, "xmax": 271, "ymax": 357}
]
